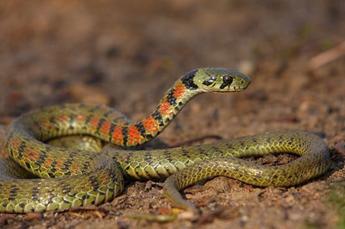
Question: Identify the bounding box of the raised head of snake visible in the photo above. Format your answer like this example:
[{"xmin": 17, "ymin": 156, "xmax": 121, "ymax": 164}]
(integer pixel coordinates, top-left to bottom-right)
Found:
[{"xmin": 185, "ymin": 67, "xmax": 251, "ymax": 93}]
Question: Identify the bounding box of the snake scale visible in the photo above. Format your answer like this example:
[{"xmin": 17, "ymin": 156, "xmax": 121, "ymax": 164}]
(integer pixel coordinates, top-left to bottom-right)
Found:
[{"xmin": 0, "ymin": 68, "xmax": 331, "ymax": 213}]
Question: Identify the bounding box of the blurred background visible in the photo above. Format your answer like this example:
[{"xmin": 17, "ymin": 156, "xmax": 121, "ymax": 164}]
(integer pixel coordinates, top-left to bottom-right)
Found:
[{"xmin": 0, "ymin": 0, "xmax": 344, "ymax": 228}]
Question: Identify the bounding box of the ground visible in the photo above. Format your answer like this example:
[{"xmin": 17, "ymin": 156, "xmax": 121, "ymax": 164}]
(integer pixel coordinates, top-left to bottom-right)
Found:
[{"xmin": 0, "ymin": 0, "xmax": 344, "ymax": 228}]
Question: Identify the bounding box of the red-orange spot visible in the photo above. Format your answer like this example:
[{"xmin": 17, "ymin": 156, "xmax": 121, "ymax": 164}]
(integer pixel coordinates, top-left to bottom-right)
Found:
[
  {"xmin": 9, "ymin": 138, "xmax": 22, "ymax": 149},
  {"xmin": 90, "ymin": 117, "xmax": 100, "ymax": 129},
  {"xmin": 76, "ymin": 114, "xmax": 86, "ymax": 122},
  {"xmin": 128, "ymin": 125, "xmax": 142, "ymax": 145},
  {"xmin": 159, "ymin": 101, "xmax": 171, "ymax": 115},
  {"xmin": 143, "ymin": 117, "xmax": 158, "ymax": 133},
  {"xmin": 27, "ymin": 149, "xmax": 40, "ymax": 161},
  {"xmin": 112, "ymin": 127, "xmax": 123, "ymax": 145},
  {"xmin": 44, "ymin": 158, "xmax": 53, "ymax": 167},
  {"xmin": 70, "ymin": 162, "xmax": 79, "ymax": 174},
  {"xmin": 56, "ymin": 114, "xmax": 69, "ymax": 122},
  {"xmin": 55, "ymin": 160, "xmax": 63, "ymax": 170},
  {"xmin": 100, "ymin": 121, "xmax": 111, "ymax": 136},
  {"xmin": 173, "ymin": 82, "xmax": 186, "ymax": 99},
  {"xmin": 40, "ymin": 119, "xmax": 53, "ymax": 130}
]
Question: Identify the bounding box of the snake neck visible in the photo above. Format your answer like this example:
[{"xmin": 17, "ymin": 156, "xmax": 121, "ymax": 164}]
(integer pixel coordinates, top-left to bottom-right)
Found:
[
  {"xmin": 12, "ymin": 70, "xmax": 203, "ymax": 148},
  {"xmin": 116, "ymin": 70, "xmax": 202, "ymax": 147}
]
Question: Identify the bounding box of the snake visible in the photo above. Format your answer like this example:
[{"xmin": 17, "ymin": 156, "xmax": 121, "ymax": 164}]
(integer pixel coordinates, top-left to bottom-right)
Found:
[{"xmin": 0, "ymin": 68, "xmax": 331, "ymax": 213}]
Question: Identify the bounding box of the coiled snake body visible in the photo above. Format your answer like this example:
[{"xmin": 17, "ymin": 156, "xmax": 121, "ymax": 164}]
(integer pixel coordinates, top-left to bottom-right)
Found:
[{"xmin": 0, "ymin": 68, "xmax": 331, "ymax": 213}]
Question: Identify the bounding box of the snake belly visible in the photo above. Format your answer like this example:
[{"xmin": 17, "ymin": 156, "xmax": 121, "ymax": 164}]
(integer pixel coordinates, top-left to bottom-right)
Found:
[{"xmin": 0, "ymin": 68, "xmax": 331, "ymax": 213}]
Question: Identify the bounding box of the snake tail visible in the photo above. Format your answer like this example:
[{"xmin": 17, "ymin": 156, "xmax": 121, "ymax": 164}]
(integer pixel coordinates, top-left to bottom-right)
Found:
[{"xmin": 163, "ymin": 131, "xmax": 331, "ymax": 210}]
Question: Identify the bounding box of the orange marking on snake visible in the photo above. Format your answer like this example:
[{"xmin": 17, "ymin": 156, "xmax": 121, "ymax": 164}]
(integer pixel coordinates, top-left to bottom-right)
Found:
[
  {"xmin": 143, "ymin": 117, "xmax": 158, "ymax": 133},
  {"xmin": 70, "ymin": 162, "xmax": 79, "ymax": 174},
  {"xmin": 26, "ymin": 149, "xmax": 40, "ymax": 161},
  {"xmin": 128, "ymin": 125, "xmax": 142, "ymax": 145},
  {"xmin": 76, "ymin": 114, "xmax": 86, "ymax": 122},
  {"xmin": 100, "ymin": 121, "xmax": 111, "ymax": 135},
  {"xmin": 23, "ymin": 147, "xmax": 40, "ymax": 161},
  {"xmin": 40, "ymin": 119, "xmax": 53, "ymax": 130},
  {"xmin": 112, "ymin": 127, "xmax": 123, "ymax": 145},
  {"xmin": 159, "ymin": 101, "xmax": 171, "ymax": 115},
  {"xmin": 55, "ymin": 160, "xmax": 64, "ymax": 170},
  {"xmin": 173, "ymin": 82, "xmax": 186, "ymax": 98},
  {"xmin": 44, "ymin": 158, "xmax": 53, "ymax": 167},
  {"xmin": 56, "ymin": 114, "xmax": 69, "ymax": 122},
  {"xmin": 9, "ymin": 138, "xmax": 22, "ymax": 149},
  {"xmin": 90, "ymin": 117, "xmax": 100, "ymax": 129}
]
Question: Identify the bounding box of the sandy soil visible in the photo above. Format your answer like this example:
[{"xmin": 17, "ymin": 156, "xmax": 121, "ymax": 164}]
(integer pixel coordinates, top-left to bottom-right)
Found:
[{"xmin": 0, "ymin": 0, "xmax": 344, "ymax": 228}]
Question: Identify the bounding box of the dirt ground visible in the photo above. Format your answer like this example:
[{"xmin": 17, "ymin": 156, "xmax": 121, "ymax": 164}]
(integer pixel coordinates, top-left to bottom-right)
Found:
[{"xmin": 0, "ymin": 0, "xmax": 344, "ymax": 228}]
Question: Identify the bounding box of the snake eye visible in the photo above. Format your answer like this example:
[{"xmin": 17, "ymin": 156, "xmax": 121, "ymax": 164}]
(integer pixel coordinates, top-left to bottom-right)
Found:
[
  {"xmin": 223, "ymin": 75, "xmax": 233, "ymax": 84},
  {"xmin": 202, "ymin": 75, "xmax": 217, "ymax": 86},
  {"xmin": 220, "ymin": 75, "xmax": 233, "ymax": 89}
]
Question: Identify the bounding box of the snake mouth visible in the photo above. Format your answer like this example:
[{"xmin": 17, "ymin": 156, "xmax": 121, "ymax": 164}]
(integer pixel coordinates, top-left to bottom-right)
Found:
[{"xmin": 226, "ymin": 82, "xmax": 251, "ymax": 92}]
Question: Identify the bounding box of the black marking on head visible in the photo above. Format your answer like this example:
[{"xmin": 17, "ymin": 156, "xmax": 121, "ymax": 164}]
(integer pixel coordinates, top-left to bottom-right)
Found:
[
  {"xmin": 181, "ymin": 69, "xmax": 198, "ymax": 90},
  {"xmin": 202, "ymin": 80, "xmax": 212, "ymax": 86},
  {"xmin": 202, "ymin": 75, "xmax": 217, "ymax": 86},
  {"xmin": 167, "ymin": 89, "xmax": 177, "ymax": 105},
  {"xmin": 152, "ymin": 111, "xmax": 164, "ymax": 127},
  {"xmin": 122, "ymin": 126, "xmax": 128, "ymax": 146},
  {"xmin": 219, "ymin": 75, "xmax": 233, "ymax": 89}
]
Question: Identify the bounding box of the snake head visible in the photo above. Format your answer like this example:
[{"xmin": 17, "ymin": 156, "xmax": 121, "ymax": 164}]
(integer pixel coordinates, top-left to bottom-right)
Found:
[{"xmin": 192, "ymin": 68, "xmax": 251, "ymax": 92}]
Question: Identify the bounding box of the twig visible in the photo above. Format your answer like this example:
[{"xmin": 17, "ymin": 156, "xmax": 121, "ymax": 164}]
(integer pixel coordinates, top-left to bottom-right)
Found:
[{"xmin": 308, "ymin": 40, "xmax": 345, "ymax": 70}]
